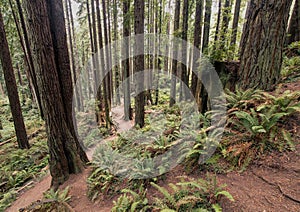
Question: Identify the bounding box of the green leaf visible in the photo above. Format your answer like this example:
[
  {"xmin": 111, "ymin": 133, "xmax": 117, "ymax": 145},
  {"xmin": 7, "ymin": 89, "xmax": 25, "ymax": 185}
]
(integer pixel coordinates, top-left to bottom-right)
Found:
[
  {"xmin": 212, "ymin": 203, "xmax": 222, "ymax": 212},
  {"xmin": 282, "ymin": 129, "xmax": 295, "ymax": 151},
  {"xmin": 215, "ymin": 191, "xmax": 234, "ymax": 202}
]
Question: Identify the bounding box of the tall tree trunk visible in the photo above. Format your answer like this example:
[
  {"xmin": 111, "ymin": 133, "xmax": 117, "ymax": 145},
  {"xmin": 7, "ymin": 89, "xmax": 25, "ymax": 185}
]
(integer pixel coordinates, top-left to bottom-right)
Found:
[
  {"xmin": 113, "ymin": 0, "xmax": 121, "ymax": 105},
  {"xmin": 230, "ymin": 0, "xmax": 241, "ymax": 48},
  {"xmin": 123, "ymin": 0, "xmax": 132, "ymax": 121},
  {"xmin": 220, "ymin": 0, "xmax": 232, "ymax": 51},
  {"xmin": 102, "ymin": 0, "xmax": 112, "ymax": 109},
  {"xmin": 238, "ymin": 0, "xmax": 293, "ymax": 90},
  {"xmin": 202, "ymin": 0, "xmax": 212, "ymax": 53},
  {"xmin": 67, "ymin": 0, "xmax": 83, "ymax": 111},
  {"xmin": 106, "ymin": 0, "xmax": 114, "ymax": 103},
  {"xmin": 169, "ymin": 0, "xmax": 181, "ymax": 107},
  {"xmin": 154, "ymin": 0, "xmax": 163, "ymax": 105},
  {"xmin": 97, "ymin": 0, "xmax": 111, "ymax": 128},
  {"xmin": 86, "ymin": 0, "xmax": 94, "ymax": 100},
  {"xmin": 0, "ymin": 10, "xmax": 29, "ymax": 149},
  {"xmin": 164, "ymin": 0, "xmax": 172, "ymax": 75},
  {"xmin": 191, "ymin": 0, "xmax": 204, "ymax": 96},
  {"xmin": 91, "ymin": 0, "xmax": 99, "ymax": 96},
  {"xmin": 65, "ymin": 0, "xmax": 82, "ymax": 112},
  {"xmin": 180, "ymin": 0, "xmax": 189, "ymax": 101},
  {"xmin": 286, "ymin": 0, "xmax": 300, "ymax": 45},
  {"xmin": 24, "ymin": 0, "xmax": 88, "ymax": 188},
  {"xmin": 214, "ymin": 0, "xmax": 222, "ymax": 51},
  {"xmin": 134, "ymin": 0, "xmax": 145, "ymax": 128},
  {"xmin": 16, "ymin": 0, "xmax": 43, "ymax": 118}
]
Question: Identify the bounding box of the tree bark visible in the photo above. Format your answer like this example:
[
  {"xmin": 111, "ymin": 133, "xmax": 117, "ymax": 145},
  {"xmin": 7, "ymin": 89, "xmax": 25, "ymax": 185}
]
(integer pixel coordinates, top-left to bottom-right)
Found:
[
  {"xmin": 102, "ymin": 0, "xmax": 112, "ymax": 109},
  {"xmin": 134, "ymin": 0, "xmax": 145, "ymax": 128},
  {"xmin": 191, "ymin": 0, "xmax": 204, "ymax": 96},
  {"xmin": 97, "ymin": 0, "xmax": 111, "ymax": 128},
  {"xmin": 24, "ymin": 0, "xmax": 88, "ymax": 188},
  {"xmin": 66, "ymin": 0, "xmax": 83, "ymax": 112},
  {"xmin": 238, "ymin": 0, "xmax": 293, "ymax": 90},
  {"xmin": 202, "ymin": 0, "xmax": 212, "ymax": 53},
  {"xmin": 230, "ymin": 0, "xmax": 242, "ymax": 47},
  {"xmin": 214, "ymin": 0, "xmax": 222, "ymax": 43},
  {"xmin": 0, "ymin": 10, "xmax": 29, "ymax": 149},
  {"xmin": 123, "ymin": 0, "xmax": 132, "ymax": 121},
  {"xmin": 113, "ymin": 0, "xmax": 121, "ymax": 105},
  {"xmin": 169, "ymin": 0, "xmax": 181, "ymax": 107},
  {"xmin": 180, "ymin": 0, "xmax": 189, "ymax": 101},
  {"xmin": 15, "ymin": 0, "xmax": 43, "ymax": 118}
]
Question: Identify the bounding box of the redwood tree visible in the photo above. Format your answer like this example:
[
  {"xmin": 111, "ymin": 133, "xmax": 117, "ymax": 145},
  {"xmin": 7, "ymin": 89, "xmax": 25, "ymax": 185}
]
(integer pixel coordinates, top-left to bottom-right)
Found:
[
  {"xmin": 238, "ymin": 0, "xmax": 293, "ymax": 90},
  {"xmin": 169, "ymin": 0, "xmax": 181, "ymax": 107},
  {"xmin": 24, "ymin": 0, "xmax": 88, "ymax": 188},
  {"xmin": 123, "ymin": 0, "xmax": 132, "ymax": 121},
  {"xmin": 202, "ymin": 0, "xmax": 212, "ymax": 52},
  {"xmin": 0, "ymin": 10, "xmax": 29, "ymax": 149},
  {"xmin": 134, "ymin": 0, "xmax": 145, "ymax": 128}
]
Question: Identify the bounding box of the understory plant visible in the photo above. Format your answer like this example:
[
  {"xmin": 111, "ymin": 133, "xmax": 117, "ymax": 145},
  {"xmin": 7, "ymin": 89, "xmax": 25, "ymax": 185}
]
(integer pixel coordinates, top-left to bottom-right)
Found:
[{"xmin": 223, "ymin": 89, "xmax": 300, "ymax": 167}]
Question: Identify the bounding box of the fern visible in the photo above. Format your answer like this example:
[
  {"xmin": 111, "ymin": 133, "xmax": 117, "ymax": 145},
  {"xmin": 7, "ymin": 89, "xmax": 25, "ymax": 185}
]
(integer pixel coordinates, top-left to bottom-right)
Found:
[{"xmin": 150, "ymin": 182, "xmax": 177, "ymax": 208}]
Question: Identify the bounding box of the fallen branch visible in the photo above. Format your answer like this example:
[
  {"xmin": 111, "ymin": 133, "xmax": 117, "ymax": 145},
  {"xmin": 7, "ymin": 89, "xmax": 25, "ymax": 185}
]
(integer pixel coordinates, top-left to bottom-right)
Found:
[
  {"xmin": 16, "ymin": 181, "xmax": 34, "ymax": 193},
  {"xmin": 0, "ymin": 127, "xmax": 45, "ymax": 147}
]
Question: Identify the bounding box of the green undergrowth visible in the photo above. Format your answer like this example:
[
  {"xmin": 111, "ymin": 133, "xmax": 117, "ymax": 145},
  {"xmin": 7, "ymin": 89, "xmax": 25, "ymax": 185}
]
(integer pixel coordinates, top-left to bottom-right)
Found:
[
  {"xmin": 282, "ymin": 41, "xmax": 300, "ymax": 81},
  {"xmin": 21, "ymin": 187, "xmax": 72, "ymax": 212},
  {"xmin": 221, "ymin": 87, "xmax": 300, "ymax": 169},
  {"xmin": 0, "ymin": 98, "xmax": 48, "ymax": 211},
  {"xmin": 112, "ymin": 174, "xmax": 234, "ymax": 212},
  {"xmin": 87, "ymin": 83, "xmax": 300, "ymax": 210}
]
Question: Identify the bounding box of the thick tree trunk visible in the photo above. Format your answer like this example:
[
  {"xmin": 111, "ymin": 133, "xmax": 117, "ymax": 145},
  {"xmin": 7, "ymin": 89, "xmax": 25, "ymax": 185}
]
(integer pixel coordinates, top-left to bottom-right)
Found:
[
  {"xmin": 286, "ymin": 0, "xmax": 300, "ymax": 45},
  {"xmin": 123, "ymin": 0, "xmax": 132, "ymax": 121},
  {"xmin": 134, "ymin": 0, "xmax": 145, "ymax": 128},
  {"xmin": 202, "ymin": 0, "xmax": 212, "ymax": 53},
  {"xmin": 24, "ymin": 0, "xmax": 88, "ymax": 188},
  {"xmin": 169, "ymin": 0, "xmax": 181, "ymax": 107},
  {"xmin": 239, "ymin": 0, "xmax": 293, "ymax": 91},
  {"xmin": 191, "ymin": 0, "xmax": 204, "ymax": 96},
  {"xmin": 0, "ymin": 10, "xmax": 29, "ymax": 149}
]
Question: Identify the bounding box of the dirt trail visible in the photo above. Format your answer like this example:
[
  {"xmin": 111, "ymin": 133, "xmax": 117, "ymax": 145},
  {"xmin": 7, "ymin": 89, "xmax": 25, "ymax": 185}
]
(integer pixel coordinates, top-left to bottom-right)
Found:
[
  {"xmin": 6, "ymin": 105, "xmax": 132, "ymax": 212},
  {"xmin": 219, "ymin": 145, "xmax": 300, "ymax": 211}
]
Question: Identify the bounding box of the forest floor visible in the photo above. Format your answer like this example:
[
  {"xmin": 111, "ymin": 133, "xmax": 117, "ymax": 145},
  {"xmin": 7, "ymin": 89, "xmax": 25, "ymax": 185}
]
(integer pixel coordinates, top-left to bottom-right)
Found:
[{"xmin": 6, "ymin": 81, "xmax": 300, "ymax": 212}]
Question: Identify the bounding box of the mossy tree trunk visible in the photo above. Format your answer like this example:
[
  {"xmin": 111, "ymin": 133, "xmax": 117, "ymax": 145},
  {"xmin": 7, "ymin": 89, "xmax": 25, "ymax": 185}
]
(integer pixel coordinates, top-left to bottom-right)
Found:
[{"xmin": 238, "ymin": 0, "xmax": 293, "ymax": 90}]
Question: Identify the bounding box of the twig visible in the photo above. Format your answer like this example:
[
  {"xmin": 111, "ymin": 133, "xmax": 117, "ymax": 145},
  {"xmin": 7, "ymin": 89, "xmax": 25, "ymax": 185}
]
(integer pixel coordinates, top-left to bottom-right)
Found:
[{"xmin": 16, "ymin": 181, "xmax": 34, "ymax": 193}]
